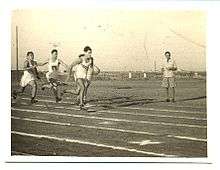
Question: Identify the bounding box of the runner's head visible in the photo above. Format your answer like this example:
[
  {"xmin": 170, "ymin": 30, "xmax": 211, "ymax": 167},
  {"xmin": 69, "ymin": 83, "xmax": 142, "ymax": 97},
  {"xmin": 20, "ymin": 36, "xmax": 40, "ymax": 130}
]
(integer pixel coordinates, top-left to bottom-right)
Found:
[
  {"xmin": 51, "ymin": 49, "xmax": 58, "ymax": 60},
  {"xmin": 27, "ymin": 51, "xmax": 34, "ymax": 60},
  {"xmin": 83, "ymin": 46, "xmax": 92, "ymax": 57},
  {"xmin": 165, "ymin": 51, "xmax": 171, "ymax": 60}
]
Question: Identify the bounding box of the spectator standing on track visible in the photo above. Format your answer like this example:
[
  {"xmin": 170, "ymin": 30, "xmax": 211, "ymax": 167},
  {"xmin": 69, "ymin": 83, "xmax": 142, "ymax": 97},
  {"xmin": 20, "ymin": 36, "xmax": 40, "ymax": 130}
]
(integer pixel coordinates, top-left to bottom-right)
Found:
[
  {"xmin": 12, "ymin": 51, "xmax": 40, "ymax": 104},
  {"xmin": 161, "ymin": 51, "xmax": 177, "ymax": 102}
]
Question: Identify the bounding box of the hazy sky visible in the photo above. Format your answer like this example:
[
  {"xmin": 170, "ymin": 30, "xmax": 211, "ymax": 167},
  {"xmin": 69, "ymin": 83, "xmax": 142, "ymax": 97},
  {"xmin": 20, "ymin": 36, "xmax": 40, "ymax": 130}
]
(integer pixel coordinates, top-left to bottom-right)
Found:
[{"xmin": 11, "ymin": 9, "xmax": 206, "ymax": 71}]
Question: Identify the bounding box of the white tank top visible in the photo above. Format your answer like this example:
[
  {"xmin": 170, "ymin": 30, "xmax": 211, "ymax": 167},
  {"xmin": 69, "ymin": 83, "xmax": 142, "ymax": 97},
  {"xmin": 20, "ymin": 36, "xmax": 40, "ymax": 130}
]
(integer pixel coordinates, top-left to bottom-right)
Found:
[
  {"xmin": 48, "ymin": 59, "xmax": 59, "ymax": 73},
  {"xmin": 81, "ymin": 57, "xmax": 92, "ymax": 68},
  {"xmin": 75, "ymin": 57, "xmax": 92, "ymax": 79}
]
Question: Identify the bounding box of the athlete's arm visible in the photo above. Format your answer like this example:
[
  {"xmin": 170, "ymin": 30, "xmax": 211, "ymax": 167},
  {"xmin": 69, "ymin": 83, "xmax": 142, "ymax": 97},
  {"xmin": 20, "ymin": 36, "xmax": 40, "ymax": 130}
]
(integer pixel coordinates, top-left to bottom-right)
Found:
[
  {"xmin": 69, "ymin": 58, "xmax": 82, "ymax": 73},
  {"xmin": 33, "ymin": 61, "xmax": 38, "ymax": 66},
  {"xmin": 90, "ymin": 57, "xmax": 94, "ymax": 67},
  {"xmin": 93, "ymin": 65, "xmax": 100, "ymax": 75},
  {"xmin": 173, "ymin": 61, "xmax": 177, "ymax": 70},
  {"xmin": 37, "ymin": 61, "xmax": 48, "ymax": 66},
  {"xmin": 65, "ymin": 58, "xmax": 82, "ymax": 82},
  {"xmin": 58, "ymin": 59, "xmax": 69, "ymax": 70},
  {"xmin": 23, "ymin": 60, "xmax": 36, "ymax": 70}
]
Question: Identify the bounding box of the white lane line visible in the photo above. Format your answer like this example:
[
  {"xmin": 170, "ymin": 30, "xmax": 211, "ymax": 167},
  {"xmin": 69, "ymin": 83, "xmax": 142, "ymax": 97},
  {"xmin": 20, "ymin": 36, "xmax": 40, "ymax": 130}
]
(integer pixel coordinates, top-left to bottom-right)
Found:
[
  {"xmin": 19, "ymin": 99, "xmax": 206, "ymax": 121},
  {"xmin": 12, "ymin": 116, "xmax": 71, "ymax": 126},
  {"xmin": 11, "ymin": 131, "xmax": 176, "ymax": 157},
  {"xmin": 100, "ymin": 110, "xmax": 206, "ymax": 121},
  {"xmin": 129, "ymin": 140, "xmax": 162, "ymax": 145},
  {"xmin": 145, "ymin": 102, "xmax": 206, "ymax": 109},
  {"xmin": 98, "ymin": 121, "xmax": 115, "ymax": 125},
  {"xmin": 11, "ymin": 116, "xmax": 207, "ymax": 142},
  {"xmin": 168, "ymin": 135, "xmax": 207, "ymax": 142},
  {"xmin": 11, "ymin": 116, "xmax": 159, "ymax": 136},
  {"xmin": 121, "ymin": 106, "xmax": 206, "ymax": 115},
  {"xmin": 165, "ymin": 104, "xmax": 206, "ymax": 110},
  {"xmin": 20, "ymin": 97, "xmax": 206, "ymax": 115},
  {"xmin": 36, "ymin": 94, "xmax": 72, "ymax": 100},
  {"xmin": 11, "ymin": 151, "xmax": 35, "ymax": 156},
  {"xmin": 23, "ymin": 102, "xmax": 206, "ymax": 121},
  {"xmin": 12, "ymin": 107, "xmax": 206, "ymax": 129}
]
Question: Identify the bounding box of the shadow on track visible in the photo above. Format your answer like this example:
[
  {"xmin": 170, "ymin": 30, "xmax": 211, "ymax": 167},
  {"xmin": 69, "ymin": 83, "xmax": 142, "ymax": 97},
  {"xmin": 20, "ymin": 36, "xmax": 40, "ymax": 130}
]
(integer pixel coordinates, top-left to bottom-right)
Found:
[{"xmin": 90, "ymin": 96, "xmax": 206, "ymax": 107}]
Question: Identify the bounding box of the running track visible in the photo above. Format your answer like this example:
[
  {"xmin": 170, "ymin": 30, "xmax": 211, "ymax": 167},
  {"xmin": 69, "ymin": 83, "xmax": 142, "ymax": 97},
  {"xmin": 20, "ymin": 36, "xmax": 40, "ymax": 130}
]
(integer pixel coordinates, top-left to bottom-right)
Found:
[{"xmin": 11, "ymin": 93, "xmax": 207, "ymax": 157}]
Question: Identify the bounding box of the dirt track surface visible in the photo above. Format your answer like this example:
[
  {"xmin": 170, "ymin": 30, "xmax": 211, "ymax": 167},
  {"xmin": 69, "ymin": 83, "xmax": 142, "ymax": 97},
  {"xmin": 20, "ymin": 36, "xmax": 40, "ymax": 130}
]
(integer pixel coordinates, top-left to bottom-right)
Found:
[{"xmin": 11, "ymin": 79, "xmax": 207, "ymax": 158}]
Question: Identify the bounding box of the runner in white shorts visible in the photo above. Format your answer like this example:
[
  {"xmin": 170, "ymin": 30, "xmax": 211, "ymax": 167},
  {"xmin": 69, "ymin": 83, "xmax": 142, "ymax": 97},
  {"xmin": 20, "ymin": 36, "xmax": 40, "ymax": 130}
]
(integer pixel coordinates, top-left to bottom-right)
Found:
[
  {"xmin": 84, "ymin": 59, "xmax": 100, "ymax": 103},
  {"xmin": 65, "ymin": 46, "xmax": 100, "ymax": 107},
  {"xmin": 12, "ymin": 51, "xmax": 39, "ymax": 104},
  {"xmin": 38, "ymin": 49, "xmax": 68, "ymax": 103}
]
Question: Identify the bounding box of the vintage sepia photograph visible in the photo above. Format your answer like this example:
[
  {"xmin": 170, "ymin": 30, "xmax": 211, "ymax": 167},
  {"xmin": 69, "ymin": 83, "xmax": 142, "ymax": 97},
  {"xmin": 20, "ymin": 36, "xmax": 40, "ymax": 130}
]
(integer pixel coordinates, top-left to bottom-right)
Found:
[{"xmin": 10, "ymin": 8, "xmax": 206, "ymax": 158}]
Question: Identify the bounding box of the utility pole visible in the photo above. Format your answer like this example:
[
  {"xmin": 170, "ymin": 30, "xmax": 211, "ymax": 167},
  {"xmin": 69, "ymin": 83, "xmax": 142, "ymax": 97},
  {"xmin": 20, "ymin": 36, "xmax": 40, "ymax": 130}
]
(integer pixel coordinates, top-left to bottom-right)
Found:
[{"xmin": 16, "ymin": 26, "xmax": 19, "ymax": 81}]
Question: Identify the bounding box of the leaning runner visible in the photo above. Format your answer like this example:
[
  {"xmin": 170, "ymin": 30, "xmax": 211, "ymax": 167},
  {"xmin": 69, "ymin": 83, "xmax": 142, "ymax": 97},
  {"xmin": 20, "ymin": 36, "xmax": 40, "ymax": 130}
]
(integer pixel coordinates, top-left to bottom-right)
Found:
[{"xmin": 65, "ymin": 46, "xmax": 99, "ymax": 108}]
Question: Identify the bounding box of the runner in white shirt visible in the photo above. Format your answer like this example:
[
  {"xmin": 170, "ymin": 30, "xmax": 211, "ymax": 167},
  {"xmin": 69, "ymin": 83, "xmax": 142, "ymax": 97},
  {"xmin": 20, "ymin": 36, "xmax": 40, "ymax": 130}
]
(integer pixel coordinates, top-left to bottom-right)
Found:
[
  {"xmin": 65, "ymin": 46, "xmax": 100, "ymax": 108},
  {"xmin": 161, "ymin": 51, "xmax": 177, "ymax": 102},
  {"xmin": 39, "ymin": 49, "xmax": 68, "ymax": 102}
]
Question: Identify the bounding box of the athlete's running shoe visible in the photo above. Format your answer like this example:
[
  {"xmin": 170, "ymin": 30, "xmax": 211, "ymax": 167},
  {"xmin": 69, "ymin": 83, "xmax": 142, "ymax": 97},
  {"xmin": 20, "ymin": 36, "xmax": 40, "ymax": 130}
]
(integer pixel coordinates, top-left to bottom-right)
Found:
[
  {"xmin": 31, "ymin": 98, "xmax": 38, "ymax": 104},
  {"xmin": 56, "ymin": 97, "xmax": 62, "ymax": 103}
]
